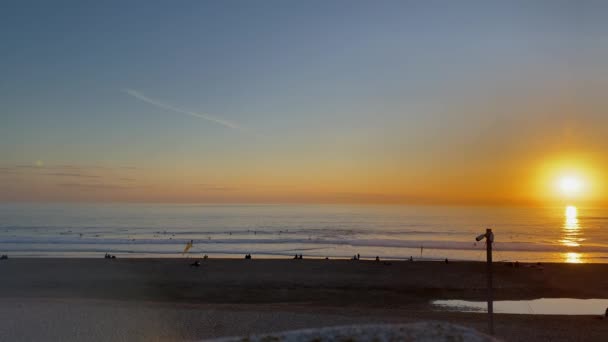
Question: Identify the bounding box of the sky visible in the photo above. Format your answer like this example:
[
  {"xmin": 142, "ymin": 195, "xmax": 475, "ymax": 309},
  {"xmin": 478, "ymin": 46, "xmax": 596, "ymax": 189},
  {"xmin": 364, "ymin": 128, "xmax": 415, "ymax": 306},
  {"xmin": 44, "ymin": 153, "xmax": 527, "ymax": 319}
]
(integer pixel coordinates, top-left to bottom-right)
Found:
[{"xmin": 1, "ymin": 1, "xmax": 607, "ymax": 206}]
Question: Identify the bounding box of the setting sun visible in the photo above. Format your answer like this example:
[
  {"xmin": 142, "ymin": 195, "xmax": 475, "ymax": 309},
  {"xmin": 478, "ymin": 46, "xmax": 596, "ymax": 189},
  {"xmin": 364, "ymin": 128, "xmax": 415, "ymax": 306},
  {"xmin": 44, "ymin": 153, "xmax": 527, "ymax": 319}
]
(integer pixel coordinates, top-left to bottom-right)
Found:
[
  {"xmin": 532, "ymin": 154, "xmax": 605, "ymax": 206},
  {"xmin": 559, "ymin": 176, "xmax": 583, "ymax": 196}
]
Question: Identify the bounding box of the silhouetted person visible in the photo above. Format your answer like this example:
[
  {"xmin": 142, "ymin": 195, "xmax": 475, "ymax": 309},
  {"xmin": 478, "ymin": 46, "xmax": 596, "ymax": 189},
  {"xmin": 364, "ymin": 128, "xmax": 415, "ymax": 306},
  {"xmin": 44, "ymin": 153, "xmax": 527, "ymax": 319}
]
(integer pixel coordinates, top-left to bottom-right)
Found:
[
  {"xmin": 605, "ymin": 307, "xmax": 608, "ymax": 317},
  {"xmin": 293, "ymin": 254, "xmax": 298, "ymax": 259},
  {"xmin": 444, "ymin": 258, "xmax": 449, "ymax": 264},
  {"xmin": 105, "ymin": 253, "xmax": 116, "ymax": 259},
  {"xmin": 409, "ymin": 256, "xmax": 413, "ymax": 262},
  {"xmin": 357, "ymin": 253, "xmax": 360, "ymax": 260},
  {"xmin": 375, "ymin": 256, "xmax": 380, "ymax": 262}
]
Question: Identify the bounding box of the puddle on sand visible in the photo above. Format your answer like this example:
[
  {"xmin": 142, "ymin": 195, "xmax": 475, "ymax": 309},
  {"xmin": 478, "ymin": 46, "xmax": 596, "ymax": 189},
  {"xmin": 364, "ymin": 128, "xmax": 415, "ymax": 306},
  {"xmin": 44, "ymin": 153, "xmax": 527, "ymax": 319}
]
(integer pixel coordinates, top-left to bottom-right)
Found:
[{"xmin": 433, "ymin": 298, "xmax": 608, "ymax": 315}]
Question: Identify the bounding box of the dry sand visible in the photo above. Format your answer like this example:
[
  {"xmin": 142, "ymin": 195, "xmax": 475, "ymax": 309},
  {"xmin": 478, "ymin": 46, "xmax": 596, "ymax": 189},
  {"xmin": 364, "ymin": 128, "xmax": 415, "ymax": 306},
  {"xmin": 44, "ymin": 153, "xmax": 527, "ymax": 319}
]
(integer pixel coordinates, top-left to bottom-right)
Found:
[{"xmin": 0, "ymin": 258, "xmax": 607, "ymax": 341}]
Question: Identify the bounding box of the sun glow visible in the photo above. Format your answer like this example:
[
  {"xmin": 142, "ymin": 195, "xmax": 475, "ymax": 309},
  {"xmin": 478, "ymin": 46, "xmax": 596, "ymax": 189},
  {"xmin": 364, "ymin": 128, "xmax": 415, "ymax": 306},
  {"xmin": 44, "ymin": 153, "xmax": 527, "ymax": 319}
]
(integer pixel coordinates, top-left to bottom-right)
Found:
[
  {"xmin": 534, "ymin": 156, "xmax": 603, "ymax": 205},
  {"xmin": 559, "ymin": 177, "xmax": 583, "ymax": 196}
]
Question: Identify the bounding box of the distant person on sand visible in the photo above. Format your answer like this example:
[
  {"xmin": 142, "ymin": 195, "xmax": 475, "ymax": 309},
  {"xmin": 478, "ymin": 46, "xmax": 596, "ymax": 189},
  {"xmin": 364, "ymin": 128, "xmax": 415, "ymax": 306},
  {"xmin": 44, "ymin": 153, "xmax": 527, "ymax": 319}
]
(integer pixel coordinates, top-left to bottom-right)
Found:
[
  {"xmin": 444, "ymin": 258, "xmax": 449, "ymax": 264},
  {"xmin": 104, "ymin": 253, "xmax": 116, "ymax": 259},
  {"xmin": 375, "ymin": 256, "xmax": 380, "ymax": 262}
]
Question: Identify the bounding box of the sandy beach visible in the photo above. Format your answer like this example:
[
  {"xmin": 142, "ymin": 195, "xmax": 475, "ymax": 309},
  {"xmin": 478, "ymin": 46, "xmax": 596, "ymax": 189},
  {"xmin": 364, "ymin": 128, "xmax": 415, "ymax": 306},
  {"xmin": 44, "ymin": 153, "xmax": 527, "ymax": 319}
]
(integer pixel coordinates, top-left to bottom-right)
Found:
[{"xmin": 1, "ymin": 258, "xmax": 607, "ymax": 341}]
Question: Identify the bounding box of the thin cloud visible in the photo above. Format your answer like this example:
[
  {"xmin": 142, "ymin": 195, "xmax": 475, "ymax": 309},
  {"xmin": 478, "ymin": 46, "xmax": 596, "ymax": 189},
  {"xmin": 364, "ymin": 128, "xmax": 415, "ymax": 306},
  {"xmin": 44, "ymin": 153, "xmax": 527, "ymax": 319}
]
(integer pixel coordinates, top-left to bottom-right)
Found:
[
  {"xmin": 123, "ymin": 88, "xmax": 242, "ymax": 130},
  {"xmin": 15, "ymin": 165, "xmax": 42, "ymax": 169},
  {"xmin": 3, "ymin": 164, "xmax": 135, "ymax": 171},
  {"xmin": 58, "ymin": 183, "xmax": 141, "ymax": 190},
  {"xmin": 45, "ymin": 172, "xmax": 102, "ymax": 179},
  {"xmin": 193, "ymin": 184, "xmax": 238, "ymax": 192}
]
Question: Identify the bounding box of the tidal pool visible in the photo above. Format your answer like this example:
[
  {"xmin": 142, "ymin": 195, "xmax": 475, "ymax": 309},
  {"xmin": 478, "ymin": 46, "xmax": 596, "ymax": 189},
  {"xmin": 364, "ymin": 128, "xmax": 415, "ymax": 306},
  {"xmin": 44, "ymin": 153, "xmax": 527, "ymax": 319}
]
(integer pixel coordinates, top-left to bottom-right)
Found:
[{"xmin": 433, "ymin": 298, "xmax": 608, "ymax": 315}]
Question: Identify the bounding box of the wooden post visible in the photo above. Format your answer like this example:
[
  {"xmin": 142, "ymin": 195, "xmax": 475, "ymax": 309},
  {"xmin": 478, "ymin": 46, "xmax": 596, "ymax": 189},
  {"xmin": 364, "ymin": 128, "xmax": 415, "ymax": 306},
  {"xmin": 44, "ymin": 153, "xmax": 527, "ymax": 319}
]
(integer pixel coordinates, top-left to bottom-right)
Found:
[{"xmin": 486, "ymin": 228, "xmax": 494, "ymax": 335}]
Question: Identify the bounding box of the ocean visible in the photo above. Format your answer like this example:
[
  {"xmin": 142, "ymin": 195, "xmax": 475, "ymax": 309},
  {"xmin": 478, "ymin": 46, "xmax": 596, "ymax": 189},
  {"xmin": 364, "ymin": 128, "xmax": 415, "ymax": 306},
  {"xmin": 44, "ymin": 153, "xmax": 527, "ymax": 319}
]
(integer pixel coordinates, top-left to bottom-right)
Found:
[{"xmin": 0, "ymin": 203, "xmax": 606, "ymax": 263}]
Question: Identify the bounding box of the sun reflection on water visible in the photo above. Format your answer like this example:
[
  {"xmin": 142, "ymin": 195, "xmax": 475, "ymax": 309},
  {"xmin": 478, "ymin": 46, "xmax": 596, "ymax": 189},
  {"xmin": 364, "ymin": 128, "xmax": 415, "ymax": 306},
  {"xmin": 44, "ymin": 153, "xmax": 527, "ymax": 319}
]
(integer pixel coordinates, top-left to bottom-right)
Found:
[
  {"xmin": 565, "ymin": 206, "xmax": 578, "ymax": 226},
  {"xmin": 561, "ymin": 206, "xmax": 585, "ymax": 263},
  {"xmin": 564, "ymin": 252, "xmax": 582, "ymax": 263}
]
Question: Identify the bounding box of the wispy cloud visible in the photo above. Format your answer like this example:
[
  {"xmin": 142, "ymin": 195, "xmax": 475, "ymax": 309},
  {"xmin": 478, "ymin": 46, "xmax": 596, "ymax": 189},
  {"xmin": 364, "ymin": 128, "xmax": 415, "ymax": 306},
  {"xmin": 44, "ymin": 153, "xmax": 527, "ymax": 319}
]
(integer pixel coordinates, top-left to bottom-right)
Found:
[
  {"xmin": 58, "ymin": 183, "xmax": 141, "ymax": 190},
  {"xmin": 15, "ymin": 165, "xmax": 42, "ymax": 169},
  {"xmin": 123, "ymin": 89, "xmax": 242, "ymax": 130},
  {"xmin": 0, "ymin": 168, "xmax": 17, "ymax": 175},
  {"xmin": 2, "ymin": 164, "xmax": 136, "ymax": 171},
  {"xmin": 193, "ymin": 184, "xmax": 238, "ymax": 192},
  {"xmin": 44, "ymin": 172, "xmax": 102, "ymax": 179}
]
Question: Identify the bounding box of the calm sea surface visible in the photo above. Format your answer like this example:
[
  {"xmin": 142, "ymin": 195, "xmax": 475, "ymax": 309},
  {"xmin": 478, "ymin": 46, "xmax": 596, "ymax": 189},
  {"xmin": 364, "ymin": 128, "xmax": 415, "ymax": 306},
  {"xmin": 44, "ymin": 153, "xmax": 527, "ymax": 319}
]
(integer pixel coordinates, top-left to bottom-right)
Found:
[{"xmin": 0, "ymin": 203, "xmax": 607, "ymax": 263}]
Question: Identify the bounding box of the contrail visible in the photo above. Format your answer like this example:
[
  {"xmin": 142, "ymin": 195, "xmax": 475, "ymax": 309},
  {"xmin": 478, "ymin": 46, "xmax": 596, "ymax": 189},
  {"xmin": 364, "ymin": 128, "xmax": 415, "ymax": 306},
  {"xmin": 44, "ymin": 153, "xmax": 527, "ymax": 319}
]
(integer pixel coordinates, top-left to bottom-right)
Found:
[{"xmin": 123, "ymin": 88, "xmax": 241, "ymax": 130}]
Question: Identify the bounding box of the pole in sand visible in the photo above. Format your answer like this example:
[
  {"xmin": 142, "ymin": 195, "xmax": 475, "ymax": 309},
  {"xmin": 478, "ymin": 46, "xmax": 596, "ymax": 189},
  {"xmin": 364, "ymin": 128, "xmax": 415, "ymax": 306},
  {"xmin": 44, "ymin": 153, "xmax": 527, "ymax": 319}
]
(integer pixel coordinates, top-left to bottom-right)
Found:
[{"xmin": 475, "ymin": 228, "xmax": 494, "ymax": 335}]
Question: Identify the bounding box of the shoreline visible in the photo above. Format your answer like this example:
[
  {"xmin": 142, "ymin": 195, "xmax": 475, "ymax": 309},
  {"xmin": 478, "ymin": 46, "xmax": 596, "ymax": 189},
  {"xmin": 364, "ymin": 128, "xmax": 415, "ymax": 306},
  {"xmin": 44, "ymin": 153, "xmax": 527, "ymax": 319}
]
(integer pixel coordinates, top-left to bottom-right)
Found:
[
  {"xmin": 2, "ymin": 252, "xmax": 607, "ymax": 263},
  {"xmin": 2, "ymin": 254, "xmax": 608, "ymax": 264}
]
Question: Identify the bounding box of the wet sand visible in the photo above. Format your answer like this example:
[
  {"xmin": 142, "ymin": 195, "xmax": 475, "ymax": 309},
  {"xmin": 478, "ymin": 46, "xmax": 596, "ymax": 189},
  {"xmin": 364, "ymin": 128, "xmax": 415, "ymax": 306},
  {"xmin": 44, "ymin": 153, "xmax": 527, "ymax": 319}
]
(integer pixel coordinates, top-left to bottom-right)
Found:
[{"xmin": 1, "ymin": 258, "xmax": 607, "ymax": 341}]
